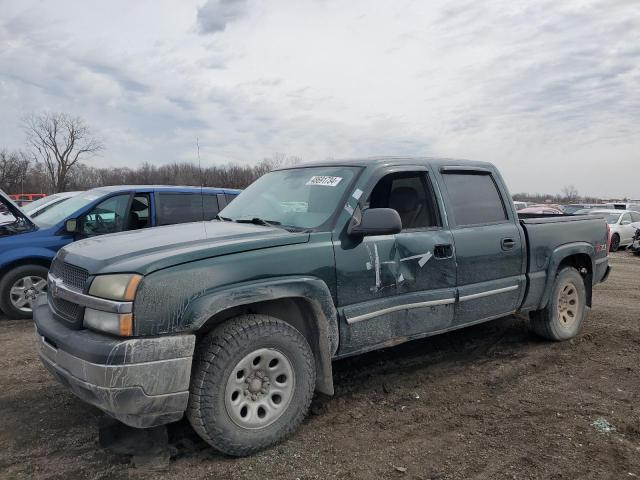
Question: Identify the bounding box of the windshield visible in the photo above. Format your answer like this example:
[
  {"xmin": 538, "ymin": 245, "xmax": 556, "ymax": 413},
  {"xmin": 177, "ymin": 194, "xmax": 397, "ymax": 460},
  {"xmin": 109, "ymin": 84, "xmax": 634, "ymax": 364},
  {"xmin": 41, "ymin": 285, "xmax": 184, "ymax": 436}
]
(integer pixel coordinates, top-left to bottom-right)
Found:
[
  {"xmin": 22, "ymin": 194, "xmax": 59, "ymax": 213},
  {"xmin": 220, "ymin": 166, "xmax": 359, "ymax": 229},
  {"xmin": 589, "ymin": 212, "xmax": 620, "ymax": 225},
  {"xmin": 35, "ymin": 190, "xmax": 105, "ymax": 228}
]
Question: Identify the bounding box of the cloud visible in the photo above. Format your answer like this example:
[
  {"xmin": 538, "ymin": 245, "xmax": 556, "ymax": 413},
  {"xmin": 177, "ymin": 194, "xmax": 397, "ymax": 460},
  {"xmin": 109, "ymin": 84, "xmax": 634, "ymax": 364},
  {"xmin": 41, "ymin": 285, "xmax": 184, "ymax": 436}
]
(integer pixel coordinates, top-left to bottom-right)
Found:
[
  {"xmin": 85, "ymin": 62, "xmax": 150, "ymax": 94},
  {"xmin": 196, "ymin": 0, "xmax": 248, "ymax": 34}
]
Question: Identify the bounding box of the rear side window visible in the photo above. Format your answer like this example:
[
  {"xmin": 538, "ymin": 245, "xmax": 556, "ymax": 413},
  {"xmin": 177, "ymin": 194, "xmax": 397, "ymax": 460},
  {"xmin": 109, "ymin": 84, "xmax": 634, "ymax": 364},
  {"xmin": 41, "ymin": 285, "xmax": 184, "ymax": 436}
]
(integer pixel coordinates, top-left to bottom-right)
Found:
[
  {"xmin": 442, "ymin": 172, "xmax": 508, "ymax": 226},
  {"xmin": 157, "ymin": 193, "xmax": 210, "ymax": 226}
]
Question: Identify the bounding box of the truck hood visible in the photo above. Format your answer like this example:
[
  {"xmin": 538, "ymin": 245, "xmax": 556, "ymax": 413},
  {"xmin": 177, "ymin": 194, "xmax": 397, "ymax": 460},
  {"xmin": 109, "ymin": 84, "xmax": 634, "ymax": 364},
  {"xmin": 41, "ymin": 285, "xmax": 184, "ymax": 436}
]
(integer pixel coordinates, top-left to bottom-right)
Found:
[{"xmin": 59, "ymin": 221, "xmax": 310, "ymax": 275}]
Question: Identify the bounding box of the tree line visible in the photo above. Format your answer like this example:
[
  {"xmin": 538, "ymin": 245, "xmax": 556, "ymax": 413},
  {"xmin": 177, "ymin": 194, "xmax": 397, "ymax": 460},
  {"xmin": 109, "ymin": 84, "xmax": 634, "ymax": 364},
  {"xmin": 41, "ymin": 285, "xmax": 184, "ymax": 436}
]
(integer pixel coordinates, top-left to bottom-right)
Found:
[{"xmin": 1, "ymin": 112, "xmax": 298, "ymax": 194}]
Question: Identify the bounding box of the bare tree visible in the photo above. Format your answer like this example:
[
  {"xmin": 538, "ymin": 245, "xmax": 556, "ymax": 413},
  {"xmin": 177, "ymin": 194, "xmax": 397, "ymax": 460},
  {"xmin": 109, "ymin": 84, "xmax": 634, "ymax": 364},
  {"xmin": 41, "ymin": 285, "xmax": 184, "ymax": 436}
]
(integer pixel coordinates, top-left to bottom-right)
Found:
[
  {"xmin": 23, "ymin": 112, "xmax": 103, "ymax": 193},
  {"xmin": 561, "ymin": 185, "xmax": 579, "ymax": 203},
  {"xmin": 0, "ymin": 149, "xmax": 30, "ymax": 193}
]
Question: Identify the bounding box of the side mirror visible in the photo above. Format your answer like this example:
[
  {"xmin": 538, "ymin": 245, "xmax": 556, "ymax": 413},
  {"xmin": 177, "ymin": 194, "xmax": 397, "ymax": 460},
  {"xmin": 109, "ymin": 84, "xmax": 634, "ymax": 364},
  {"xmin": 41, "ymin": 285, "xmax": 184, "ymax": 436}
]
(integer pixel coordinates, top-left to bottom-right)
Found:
[
  {"xmin": 65, "ymin": 218, "xmax": 79, "ymax": 233},
  {"xmin": 622, "ymin": 220, "xmax": 631, "ymax": 225},
  {"xmin": 348, "ymin": 208, "xmax": 402, "ymax": 237}
]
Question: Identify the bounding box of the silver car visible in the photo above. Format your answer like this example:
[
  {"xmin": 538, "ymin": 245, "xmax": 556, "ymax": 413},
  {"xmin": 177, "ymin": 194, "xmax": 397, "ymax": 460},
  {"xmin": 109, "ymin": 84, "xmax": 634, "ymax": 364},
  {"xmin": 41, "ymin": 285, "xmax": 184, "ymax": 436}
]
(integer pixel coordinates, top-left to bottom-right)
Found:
[{"xmin": 587, "ymin": 209, "xmax": 640, "ymax": 252}]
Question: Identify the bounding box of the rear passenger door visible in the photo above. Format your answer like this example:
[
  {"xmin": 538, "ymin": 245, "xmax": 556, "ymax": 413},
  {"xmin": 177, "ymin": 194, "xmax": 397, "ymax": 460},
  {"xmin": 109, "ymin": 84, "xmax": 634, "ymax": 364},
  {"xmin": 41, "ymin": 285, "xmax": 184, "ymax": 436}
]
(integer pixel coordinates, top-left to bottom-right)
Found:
[{"xmin": 437, "ymin": 167, "xmax": 525, "ymax": 326}]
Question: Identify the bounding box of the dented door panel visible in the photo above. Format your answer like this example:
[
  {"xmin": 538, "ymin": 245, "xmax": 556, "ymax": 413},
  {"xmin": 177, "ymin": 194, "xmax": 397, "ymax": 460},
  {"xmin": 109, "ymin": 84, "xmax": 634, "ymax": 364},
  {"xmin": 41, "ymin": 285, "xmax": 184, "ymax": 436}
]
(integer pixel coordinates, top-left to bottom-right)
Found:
[{"xmin": 334, "ymin": 229, "xmax": 457, "ymax": 355}]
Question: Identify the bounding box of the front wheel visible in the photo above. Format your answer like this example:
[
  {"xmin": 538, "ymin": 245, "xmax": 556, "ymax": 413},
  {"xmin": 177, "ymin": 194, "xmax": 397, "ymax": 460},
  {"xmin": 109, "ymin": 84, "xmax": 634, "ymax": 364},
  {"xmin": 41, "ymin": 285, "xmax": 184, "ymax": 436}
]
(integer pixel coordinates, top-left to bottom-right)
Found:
[
  {"xmin": 187, "ymin": 314, "xmax": 316, "ymax": 456},
  {"xmin": 530, "ymin": 267, "xmax": 586, "ymax": 341},
  {"xmin": 0, "ymin": 265, "xmax": 49, "ymax": 319}
]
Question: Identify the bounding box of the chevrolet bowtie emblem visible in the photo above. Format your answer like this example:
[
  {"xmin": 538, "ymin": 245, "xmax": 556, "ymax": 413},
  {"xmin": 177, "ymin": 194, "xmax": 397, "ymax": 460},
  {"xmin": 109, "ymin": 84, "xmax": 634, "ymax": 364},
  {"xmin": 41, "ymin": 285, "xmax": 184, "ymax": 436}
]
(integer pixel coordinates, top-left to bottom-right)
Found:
[{"xmin": 49, "ymin": 277, "xmax": 63, "ymax": 296}]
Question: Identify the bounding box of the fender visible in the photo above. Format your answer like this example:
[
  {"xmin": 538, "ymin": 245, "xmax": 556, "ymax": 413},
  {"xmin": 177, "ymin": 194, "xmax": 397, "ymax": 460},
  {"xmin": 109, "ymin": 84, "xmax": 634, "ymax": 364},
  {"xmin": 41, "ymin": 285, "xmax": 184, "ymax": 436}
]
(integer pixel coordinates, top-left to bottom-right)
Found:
[
  {"xmin": 0, "ymin": 248, "xmax": 57, "ymax": 272},
  {"xmin": 538, "ymin": 242, "xmax": 595, "ymax": 310},
  {"xmin": 183, "ymin": 276, "xmax": 338, "ymax": 395}
]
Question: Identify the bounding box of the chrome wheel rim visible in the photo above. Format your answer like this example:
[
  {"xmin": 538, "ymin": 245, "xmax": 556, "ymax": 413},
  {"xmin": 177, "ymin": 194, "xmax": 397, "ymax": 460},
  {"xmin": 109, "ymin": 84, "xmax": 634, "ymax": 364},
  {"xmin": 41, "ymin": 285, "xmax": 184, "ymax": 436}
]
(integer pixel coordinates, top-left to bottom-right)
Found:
[
  {"xmin": 10, "ymin": 275, "xmax": 47, "ymax": 313},
  {"xmin": 224, "ymin": 347, "xmax": 295, "ymax": 430},
  {"xmin": 557, "ymin": 281, "xmax": 579, "ymax": 327}
]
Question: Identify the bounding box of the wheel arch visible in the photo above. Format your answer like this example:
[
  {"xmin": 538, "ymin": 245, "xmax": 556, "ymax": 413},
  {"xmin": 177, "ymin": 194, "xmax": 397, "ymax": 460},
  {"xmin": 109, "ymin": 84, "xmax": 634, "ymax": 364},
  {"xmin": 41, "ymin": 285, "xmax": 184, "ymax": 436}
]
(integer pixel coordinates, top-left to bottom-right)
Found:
[
  {"xmin": 0, "ymin": 255, "xmax": 53, "ymax": 279},
  {"xmin": 183, "ymin": 276, "xmax": 338, "ymax": 395},
  {"xmin": 539, "ymin": 243, "xmax": 594, "ymax": 310}
]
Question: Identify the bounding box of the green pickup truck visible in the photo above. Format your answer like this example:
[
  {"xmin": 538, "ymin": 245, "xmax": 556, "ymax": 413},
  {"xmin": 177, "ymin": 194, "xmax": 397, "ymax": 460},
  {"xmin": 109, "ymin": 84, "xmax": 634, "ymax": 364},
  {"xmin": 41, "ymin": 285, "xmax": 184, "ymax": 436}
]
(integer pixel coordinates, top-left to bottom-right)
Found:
[{"xmin": 34, "ymin": 157, "xmax": 610, "ymax": 456}]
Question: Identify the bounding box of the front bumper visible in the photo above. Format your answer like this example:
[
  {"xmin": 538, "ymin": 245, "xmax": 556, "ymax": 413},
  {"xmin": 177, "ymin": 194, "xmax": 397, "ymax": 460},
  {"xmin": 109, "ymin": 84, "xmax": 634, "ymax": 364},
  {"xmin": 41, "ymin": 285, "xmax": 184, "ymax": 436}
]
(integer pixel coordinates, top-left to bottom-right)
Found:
[{"xmin": 33, "ymin": 295, "xmax": 195, "ymax": 428}]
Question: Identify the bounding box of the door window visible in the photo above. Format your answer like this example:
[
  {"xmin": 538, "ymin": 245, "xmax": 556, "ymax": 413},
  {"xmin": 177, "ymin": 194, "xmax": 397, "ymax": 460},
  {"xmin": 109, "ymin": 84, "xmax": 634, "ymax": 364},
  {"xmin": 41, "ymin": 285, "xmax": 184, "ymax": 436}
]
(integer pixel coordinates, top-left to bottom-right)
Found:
[
  {"xmin": 81, "ymin": 194, "xmax": 130, "ymax": 235},
  {"xmin": 225, "ymin": 193, "xmax": 238, "ymax": 205},
  {"xmin": 367, "ymin": 172, "xmax": 440, "ymax": 230},
  {"xmin": 621, "ymin": 213, "xmax": 632, "ymax": 225},
  {"xmin": 441, "ymin": 172, "xmax": 508, "ymax": 226},
  {"xmin": 630, "ymin": 212, "xmax": 640, "ymax": 223},
  {"xmin": 128, "ymin": 195, "xmax": 150, "ymax": 229},
  {"xmin": 156, "ymin": 193, "xmax": 220, "ymax": 225}
]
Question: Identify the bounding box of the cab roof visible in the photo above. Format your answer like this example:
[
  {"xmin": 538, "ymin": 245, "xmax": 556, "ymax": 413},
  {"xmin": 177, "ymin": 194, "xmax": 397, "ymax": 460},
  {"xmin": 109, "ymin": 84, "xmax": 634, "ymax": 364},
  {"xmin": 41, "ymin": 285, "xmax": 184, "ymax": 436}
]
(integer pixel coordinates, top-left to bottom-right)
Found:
[{"xmin": 277, "ymin": 156, "xmax": 494, "ymax": 171}]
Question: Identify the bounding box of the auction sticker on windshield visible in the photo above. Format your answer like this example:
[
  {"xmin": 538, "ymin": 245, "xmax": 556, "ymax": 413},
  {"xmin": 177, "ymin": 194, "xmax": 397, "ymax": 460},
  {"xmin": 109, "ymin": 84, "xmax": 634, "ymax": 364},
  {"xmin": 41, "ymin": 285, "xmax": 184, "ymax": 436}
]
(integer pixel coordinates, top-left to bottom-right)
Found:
[{"xmin": 306, "ymin": 176, "xmax": 343, "ymax": 187}]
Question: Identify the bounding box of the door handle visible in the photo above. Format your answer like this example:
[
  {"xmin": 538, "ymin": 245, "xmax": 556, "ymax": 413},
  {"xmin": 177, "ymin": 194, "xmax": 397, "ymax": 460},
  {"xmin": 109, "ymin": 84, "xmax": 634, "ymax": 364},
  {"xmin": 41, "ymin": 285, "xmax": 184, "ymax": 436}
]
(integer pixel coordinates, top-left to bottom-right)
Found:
[
  {"xmin": 434, "ymin": 244, "xmax": 454, "ymax": 259},
  {"xmin": 501, "ymin": 238, "xmax": 516, "ymax": 250}
]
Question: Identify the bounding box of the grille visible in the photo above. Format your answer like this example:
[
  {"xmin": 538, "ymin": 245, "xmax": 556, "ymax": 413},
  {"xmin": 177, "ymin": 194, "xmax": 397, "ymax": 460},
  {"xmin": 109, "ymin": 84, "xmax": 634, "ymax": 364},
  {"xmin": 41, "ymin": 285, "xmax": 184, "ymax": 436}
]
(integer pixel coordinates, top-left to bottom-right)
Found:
[
  {"xmin": 50, "ymin": 259, "xmax": 89, "ymax": 291},
  {"xmin": 50, "ymin": 293, "xmax": 81, "ymax": 321}
]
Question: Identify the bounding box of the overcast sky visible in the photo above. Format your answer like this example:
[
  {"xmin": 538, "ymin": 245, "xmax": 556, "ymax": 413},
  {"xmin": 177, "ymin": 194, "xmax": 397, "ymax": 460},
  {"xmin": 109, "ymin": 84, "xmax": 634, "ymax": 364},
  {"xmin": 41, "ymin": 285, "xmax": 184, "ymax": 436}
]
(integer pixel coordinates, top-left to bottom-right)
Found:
[{"xmin": 1, "ymin": 0, "xmax": 638, "ymax": 197}]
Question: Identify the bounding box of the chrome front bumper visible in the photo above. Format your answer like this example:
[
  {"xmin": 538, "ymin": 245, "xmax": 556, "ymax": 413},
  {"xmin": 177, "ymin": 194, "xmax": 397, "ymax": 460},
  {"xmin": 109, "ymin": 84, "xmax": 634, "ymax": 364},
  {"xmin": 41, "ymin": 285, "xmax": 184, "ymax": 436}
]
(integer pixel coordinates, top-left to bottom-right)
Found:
[{"xmin": 34, "ymin": 296, "xmax": 196, "ymax": 428}]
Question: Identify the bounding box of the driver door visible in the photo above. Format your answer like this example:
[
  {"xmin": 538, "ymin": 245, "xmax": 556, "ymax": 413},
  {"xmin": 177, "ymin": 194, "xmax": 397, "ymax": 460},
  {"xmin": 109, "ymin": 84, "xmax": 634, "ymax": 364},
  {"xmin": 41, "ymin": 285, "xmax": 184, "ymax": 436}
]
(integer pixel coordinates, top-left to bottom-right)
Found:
[{"xmin": 334, "ymin": 167, "xmax": 457, "ymax": 356}]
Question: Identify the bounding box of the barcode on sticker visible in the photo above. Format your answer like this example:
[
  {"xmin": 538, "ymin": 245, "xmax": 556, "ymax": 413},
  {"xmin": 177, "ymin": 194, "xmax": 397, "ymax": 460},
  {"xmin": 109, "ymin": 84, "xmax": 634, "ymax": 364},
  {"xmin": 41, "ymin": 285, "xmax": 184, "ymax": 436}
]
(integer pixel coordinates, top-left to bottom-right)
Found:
[{"xmin": 306, "ymin": 176, "xmax": 343, "ymax": 187}]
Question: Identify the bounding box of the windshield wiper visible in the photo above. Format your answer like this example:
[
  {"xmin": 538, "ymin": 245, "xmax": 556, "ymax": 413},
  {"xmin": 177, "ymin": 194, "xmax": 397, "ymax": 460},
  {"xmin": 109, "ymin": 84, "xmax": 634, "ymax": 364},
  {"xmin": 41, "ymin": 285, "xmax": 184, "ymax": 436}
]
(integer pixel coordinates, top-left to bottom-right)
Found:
[
  {"xmin": 214, "ymin": 214, "xmax": 233, "ymax": 222},
  {"xmin": 235, "ymin": 217, "xmax": 282, "ymax": 228}
]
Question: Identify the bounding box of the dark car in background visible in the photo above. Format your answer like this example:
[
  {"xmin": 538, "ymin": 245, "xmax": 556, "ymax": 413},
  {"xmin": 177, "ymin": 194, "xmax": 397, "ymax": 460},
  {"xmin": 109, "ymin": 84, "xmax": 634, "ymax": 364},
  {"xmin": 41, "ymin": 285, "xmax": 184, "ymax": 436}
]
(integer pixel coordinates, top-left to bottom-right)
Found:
[{"xmin": 0, "ymin": 185, "xmax": 240, "ymax": 318}]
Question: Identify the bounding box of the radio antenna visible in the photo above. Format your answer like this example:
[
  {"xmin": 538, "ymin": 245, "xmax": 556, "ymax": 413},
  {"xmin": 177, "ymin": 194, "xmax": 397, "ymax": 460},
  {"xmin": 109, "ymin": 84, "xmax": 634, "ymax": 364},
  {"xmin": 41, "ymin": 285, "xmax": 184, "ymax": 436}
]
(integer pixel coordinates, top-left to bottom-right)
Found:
[{"xmin": 196, "ymin": 137, "xmax": 205, "ymax": 221}]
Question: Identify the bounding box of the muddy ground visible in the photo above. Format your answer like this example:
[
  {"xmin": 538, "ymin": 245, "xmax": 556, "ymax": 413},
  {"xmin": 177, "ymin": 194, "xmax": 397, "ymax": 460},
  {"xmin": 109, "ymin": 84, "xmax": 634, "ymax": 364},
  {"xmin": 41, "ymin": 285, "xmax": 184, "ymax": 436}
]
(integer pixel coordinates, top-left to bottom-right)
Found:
[{"xmin": 0, "ymin": 251, "xmax": 638, "ymax": 480}]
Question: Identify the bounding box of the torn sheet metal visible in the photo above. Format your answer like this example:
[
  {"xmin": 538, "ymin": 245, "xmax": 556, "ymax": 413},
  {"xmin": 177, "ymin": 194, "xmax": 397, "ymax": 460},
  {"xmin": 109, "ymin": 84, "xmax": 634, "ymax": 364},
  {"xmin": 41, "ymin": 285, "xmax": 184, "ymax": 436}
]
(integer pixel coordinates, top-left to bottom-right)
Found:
[{"xmin": 400, "ymin": 251, "xmax": 433, "ymax": 268}]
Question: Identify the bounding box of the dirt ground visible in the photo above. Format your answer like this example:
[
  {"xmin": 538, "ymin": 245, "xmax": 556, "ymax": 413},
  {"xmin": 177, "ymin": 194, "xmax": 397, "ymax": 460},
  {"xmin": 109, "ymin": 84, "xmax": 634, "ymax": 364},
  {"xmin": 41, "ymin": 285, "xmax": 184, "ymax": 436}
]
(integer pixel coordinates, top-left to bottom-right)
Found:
[{"xmin": 0, "ymin": 252, "xmax": 638, "ymax": 480}]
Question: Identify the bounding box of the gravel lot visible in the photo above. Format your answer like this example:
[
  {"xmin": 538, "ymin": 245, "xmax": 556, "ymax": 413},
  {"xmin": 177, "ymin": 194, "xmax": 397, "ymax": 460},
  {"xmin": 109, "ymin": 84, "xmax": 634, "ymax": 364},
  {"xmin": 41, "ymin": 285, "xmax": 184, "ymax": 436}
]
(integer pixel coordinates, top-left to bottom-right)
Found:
[{"xmin": 0, "ymin": 251, "xmax": 638, "ymax": 479}]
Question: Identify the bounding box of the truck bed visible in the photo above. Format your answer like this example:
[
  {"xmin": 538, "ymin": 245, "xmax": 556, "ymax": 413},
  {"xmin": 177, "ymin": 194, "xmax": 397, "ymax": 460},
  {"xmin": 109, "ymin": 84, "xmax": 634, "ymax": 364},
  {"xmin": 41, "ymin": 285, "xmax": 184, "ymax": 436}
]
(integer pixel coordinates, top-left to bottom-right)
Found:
[{"xmin": 518, "ymin": 214, "xmax": 609, "ymax": 312}]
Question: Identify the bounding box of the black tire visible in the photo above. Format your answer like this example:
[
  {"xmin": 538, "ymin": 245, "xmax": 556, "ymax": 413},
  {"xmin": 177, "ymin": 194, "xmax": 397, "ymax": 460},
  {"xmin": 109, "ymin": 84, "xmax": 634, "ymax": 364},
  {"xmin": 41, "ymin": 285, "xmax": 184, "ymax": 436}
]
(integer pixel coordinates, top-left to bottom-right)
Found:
[
  {"xmin": 187, "ymin": 314, "xmax": 316, "ymax": 456},
  {"xmin": 530, "ymin": 267, "xmax": 586, "ymax": 341},
  {"xmin": 0, "ymin": 264, "xmax": 49, "ymax": 320},
  {"xmin": 610, "ymin": 234, "xmax": 620, "ymax": 252}
]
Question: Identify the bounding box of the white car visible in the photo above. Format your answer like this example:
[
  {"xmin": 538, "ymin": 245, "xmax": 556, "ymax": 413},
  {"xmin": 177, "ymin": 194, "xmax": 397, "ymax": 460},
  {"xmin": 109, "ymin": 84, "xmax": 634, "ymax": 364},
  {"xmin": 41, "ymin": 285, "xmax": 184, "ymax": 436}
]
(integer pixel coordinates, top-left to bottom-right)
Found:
[
  {"xmin": 21, "ymin": 191, "xmax": 82, "ymax": 218},
  {"xmin": 587, "ymin": 209, "xmax": 640, "ymax": 252}
]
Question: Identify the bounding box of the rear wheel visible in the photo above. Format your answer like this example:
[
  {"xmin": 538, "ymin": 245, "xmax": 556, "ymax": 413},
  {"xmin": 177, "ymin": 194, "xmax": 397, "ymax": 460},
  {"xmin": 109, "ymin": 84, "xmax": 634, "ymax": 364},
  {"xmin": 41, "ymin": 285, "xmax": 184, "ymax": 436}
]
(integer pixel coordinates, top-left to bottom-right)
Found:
[
  {"xmin": 0, "ymin": 265, "xmax": 48, "ymax": 320},
  {"xmin": 187, "ymin": 314, "xmax": 316, "ymax": 456},
  {"xmin": 530, "ymin": 267, "xmax": 586, "ymax": 341},
  {"xmin": 610, "ymin": 234, "xmax": 620, "ymax": 252}
]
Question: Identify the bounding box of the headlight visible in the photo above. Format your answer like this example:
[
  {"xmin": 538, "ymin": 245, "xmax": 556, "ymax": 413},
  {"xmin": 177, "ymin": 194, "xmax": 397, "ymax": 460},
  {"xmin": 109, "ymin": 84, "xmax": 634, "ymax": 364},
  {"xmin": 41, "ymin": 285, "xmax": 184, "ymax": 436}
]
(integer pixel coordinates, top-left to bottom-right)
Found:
[
  {"xmin": 84, "ymin": 309, "xmax": 133, "ymax": 336},
  {"xmin": 89, "ymin": 274, "xmax": 142, "ymax": 301}
]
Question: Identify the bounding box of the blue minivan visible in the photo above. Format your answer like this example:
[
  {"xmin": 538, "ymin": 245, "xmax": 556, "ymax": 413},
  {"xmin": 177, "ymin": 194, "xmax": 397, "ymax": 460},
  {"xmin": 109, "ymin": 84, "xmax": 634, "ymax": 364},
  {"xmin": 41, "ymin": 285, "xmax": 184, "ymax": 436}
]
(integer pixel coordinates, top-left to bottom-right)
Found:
[{"xmin": 0, "ymin": 185, "xmax": 240, "ymax": 318}]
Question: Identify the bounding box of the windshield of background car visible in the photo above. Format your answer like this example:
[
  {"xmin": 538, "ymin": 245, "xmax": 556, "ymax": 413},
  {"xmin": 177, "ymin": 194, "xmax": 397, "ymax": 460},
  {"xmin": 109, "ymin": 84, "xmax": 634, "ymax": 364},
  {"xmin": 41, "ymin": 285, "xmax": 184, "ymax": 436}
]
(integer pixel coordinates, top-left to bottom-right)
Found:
[
  {"xmin": 35, "ymin": 190, "xmax": 105, "ymax": 228},
  {"xmin": 220, "ymin": 166, "xmax": 359, "ymax": 229},
  {"xmin": 22, "ymin": 194, "xmax": 62, "ymax": 213},
  {"xmin": 589, "ymin": 212, "xmax": 620, "ymax": 225}
]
